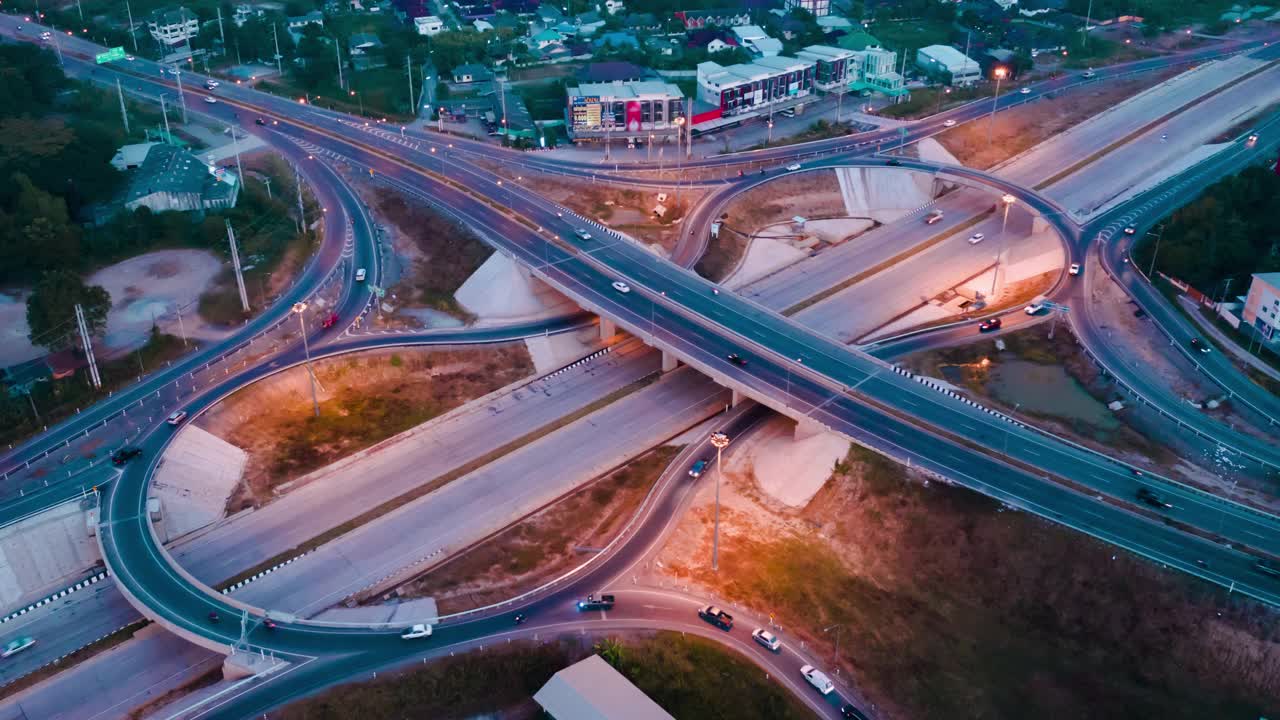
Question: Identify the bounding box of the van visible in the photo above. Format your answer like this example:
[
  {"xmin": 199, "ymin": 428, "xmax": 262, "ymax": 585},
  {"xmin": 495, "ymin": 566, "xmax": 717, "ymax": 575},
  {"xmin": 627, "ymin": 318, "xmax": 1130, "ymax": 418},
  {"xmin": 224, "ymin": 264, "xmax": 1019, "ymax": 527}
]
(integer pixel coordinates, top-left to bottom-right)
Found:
[{"xmin": 355, "ymin": 268, "xmax": 367, "ymax": 282}]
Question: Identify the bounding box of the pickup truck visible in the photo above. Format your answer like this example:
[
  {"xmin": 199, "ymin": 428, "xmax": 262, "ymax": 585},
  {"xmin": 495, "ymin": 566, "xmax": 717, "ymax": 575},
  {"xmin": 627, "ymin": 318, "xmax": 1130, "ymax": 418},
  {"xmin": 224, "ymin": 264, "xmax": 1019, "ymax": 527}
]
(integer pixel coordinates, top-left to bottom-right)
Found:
[
  {"xmin": 699, "ymin": 605, "xmax": 733, "ymax": 630},
  {"xmin": 577, "ymin": 593, "xmax": 616, "ymax": 611}
]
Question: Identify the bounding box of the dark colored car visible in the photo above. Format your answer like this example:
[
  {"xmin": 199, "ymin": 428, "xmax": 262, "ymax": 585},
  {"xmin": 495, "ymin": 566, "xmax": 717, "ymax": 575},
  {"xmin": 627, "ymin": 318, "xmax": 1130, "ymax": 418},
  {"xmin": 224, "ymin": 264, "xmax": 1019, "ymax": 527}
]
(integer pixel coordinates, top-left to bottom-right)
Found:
[
  {"xmin": 886, "ymin": 158, "xmax": 902, "ymax": 166},
  {"xmin": 699, "ymin": 605, "xmax": 733, "ymax": 630},
  {"xmin": 1189, "ymin": 338, "xmax": 1210, "ymax": 354},
  {"xmin": 255, "ymin": 117, "xmax": 266, "ymax": 125},
  {"xmin": 978, "ymin": 317, "xmax": 1003, "ymax": 333},
  {"xmin": 842, "ymin": 704, "xmax": 870, "ymax": 720},
  {"xmin": 111, "ymin": 447, "xmax": 143, "ymax": 466},
  {"xmin": 1136, "ymin": 487, "xmax": 1171, "ymax": 509},
  {"xmin": 726, "ymin": 353, "xmax": 748, "ymax": 367}
]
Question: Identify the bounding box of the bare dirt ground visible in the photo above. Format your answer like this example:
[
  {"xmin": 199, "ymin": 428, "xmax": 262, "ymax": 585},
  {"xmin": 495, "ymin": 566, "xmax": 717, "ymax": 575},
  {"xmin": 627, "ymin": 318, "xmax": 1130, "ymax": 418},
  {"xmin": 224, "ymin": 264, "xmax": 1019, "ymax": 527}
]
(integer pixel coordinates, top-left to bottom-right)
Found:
[
  {"xmin": 652, "ymin": 424, "xmax": 1280, "ymax": 720},
  {"xmin": 395, "ymin": 446, "xmax": 680, "ymax": 614},
  {"xmin": 351, "ymin": 177, "xmax": 494, "ymax": 326},
  {"xmin": 199, "ymin": 345, "xmax": 534, "ymax": 509},
  {"xmin": 936, "ymin": 68, "xmax": 1185, "ymax": 169},
  {"xmin": 1087, "ymin": 265, "xmax": 1275, "ymax": 446},
  {"xmin": 903, "ymin": 322, "xmax": 1277, "ymax": 510},
  {"xmin": 699, "ymin": 170, "xmax": 845, "ymax": 281},
  {"xmin": 487, "ymin": 165, "xmax": 706, "ymax": 254},
  {"xmin": 87, "ymin": 250, "xmax": 225, "ymax": 354}
]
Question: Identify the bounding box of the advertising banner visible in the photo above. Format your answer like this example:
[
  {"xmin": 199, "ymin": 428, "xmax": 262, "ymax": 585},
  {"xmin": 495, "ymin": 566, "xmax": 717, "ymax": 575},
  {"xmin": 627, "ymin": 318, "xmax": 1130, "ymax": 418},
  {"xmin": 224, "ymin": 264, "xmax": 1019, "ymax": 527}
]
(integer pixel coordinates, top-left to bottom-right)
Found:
[{"xmin": 625, "ymin": 101, "xmax": 642, "ymax": 132}]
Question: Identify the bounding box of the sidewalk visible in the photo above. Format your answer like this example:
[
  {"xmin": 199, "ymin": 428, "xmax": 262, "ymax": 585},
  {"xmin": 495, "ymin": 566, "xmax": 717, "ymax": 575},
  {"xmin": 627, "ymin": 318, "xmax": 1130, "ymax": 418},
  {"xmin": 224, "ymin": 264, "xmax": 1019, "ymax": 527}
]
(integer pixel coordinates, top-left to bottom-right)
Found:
[{"xmin": 1177, "ymin": 295, "xmax": 1280, "ymax": 383}]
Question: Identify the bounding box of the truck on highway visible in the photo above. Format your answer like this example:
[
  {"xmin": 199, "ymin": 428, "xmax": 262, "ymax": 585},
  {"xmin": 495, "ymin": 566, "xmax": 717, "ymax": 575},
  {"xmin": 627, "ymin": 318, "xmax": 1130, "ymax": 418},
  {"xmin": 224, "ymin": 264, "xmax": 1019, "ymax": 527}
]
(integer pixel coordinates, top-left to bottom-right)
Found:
[
  {"xmin": 925, "ymin": 209, "xmax": 944, "ymax": 225},
  {"xmin": 577, "ymin": 593, "xmax": 616, "ymax": 611},
  {"xmin": 699, "ymin": 605, "xmax": 733, "ymax": 630}
]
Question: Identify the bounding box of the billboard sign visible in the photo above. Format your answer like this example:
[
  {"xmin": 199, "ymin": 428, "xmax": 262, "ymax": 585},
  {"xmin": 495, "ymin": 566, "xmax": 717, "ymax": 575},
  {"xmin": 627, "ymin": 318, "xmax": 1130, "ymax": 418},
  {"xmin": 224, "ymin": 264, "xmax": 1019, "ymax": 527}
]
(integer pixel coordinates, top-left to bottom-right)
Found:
[
  {"xmin": 96, "ymin": 47, "xmax": 126, "ymax": 64},
  {"xmin": 625, "ymin": 101, "xmax": 642, "ymax": 132}
]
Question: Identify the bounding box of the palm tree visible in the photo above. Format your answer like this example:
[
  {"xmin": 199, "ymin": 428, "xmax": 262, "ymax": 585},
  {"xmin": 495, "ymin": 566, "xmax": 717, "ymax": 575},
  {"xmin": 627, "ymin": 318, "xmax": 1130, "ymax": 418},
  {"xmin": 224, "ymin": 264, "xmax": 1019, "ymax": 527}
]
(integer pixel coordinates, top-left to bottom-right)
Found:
[{"xmin": 594, "ymin": 637, "xmax": 625, "ymax": 669}]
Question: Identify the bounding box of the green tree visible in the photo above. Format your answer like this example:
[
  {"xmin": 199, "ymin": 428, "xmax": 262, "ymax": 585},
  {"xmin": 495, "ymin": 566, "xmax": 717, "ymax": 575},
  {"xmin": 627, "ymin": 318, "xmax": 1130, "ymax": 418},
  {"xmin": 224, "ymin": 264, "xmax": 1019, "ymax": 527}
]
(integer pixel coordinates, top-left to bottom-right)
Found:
[
  {"xmin": 26, "ymin": 270, "xmax": 111, "ymax": 351},
  {"xmin": 594, "ymin": 637, "xmax": 625, "ymax": 669}
]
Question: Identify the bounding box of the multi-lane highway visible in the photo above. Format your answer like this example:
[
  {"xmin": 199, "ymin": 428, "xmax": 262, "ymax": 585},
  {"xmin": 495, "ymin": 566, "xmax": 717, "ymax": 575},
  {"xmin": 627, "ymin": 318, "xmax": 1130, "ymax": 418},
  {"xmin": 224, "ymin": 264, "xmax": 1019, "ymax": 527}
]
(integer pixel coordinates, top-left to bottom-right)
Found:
[{"xmin": 4, "ymin": 15, "xmax": 1280, "ymax": 718}]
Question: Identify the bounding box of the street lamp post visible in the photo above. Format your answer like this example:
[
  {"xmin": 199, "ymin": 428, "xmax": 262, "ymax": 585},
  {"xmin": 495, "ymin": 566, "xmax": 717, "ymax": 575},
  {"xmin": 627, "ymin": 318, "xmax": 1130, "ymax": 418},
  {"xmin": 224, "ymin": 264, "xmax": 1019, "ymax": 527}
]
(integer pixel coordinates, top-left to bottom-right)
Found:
[
  {"xmin": 824, "ymin": 624, "xmax": 844, "ymax": 665},
  {"xmin": 710, "ymin": 432, "xmax": 730, "ymax": 571},
  {"xmin": 990, "ymin": 193, "xmax": 1016, "ymax": 299},
  {"xmin": 935, "ymin": 85, "xmax": 951, "ymax": 116},
  {"xmin": 986, "ymin": 67, "xmax": 1007, "ymax": 145},
  {"xmin": 292, "ymin": 302, "xmax": 320, "ymax": 417},
  {"xmin": 350, "ymin": 89, "xmax": 363, "ymax": 116}
]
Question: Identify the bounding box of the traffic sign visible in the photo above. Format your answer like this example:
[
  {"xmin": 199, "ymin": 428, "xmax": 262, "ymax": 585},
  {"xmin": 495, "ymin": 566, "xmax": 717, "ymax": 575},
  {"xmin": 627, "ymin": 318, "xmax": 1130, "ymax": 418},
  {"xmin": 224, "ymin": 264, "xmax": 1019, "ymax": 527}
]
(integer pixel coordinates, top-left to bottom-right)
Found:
[{"xmin": 96, "ymin": 47, "xmax": 126, "ymax": 64}]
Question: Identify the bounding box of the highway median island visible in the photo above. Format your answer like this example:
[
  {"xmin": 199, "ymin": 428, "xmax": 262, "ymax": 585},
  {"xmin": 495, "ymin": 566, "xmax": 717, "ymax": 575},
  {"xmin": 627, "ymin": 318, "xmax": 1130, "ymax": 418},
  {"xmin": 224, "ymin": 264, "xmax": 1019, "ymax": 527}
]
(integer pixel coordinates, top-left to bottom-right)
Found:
[
  {"xmin": 215, "ymin": 371, "xmax": 661, "ymax": 592},
  {"xmin": 651, "ymin": 429, "xmax": 1280, "ymax": 719}
]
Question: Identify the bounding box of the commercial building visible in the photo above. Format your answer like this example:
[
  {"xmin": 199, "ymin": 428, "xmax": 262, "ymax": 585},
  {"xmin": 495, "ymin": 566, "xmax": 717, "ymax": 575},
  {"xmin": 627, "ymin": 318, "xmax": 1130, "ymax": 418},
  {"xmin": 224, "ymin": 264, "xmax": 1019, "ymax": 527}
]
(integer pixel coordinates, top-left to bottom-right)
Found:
[
  {"xmin": 916, "ymin": 44, "xmax": 981, "ymax": 86},
  {"xmin": 696, "ymin": 55, "xmax": 815, "ymax": 118},
  {"xmin": 565, "ymin": 80, "xmax": 686, "ymax": 142},
  {"xmin": 533, "ymin": 655, "xmax": 675, "ymax": 720},
  {"xmin": 783, "ymin": 0, "xmax": 830, "ymax": 17},
  {"xmin": 122, "ymin": 144, "xmax": 239, "ymax": 213},
  {"xmin": 414, "ymin": 15, "xmax": 444, "ymax": 34},
  {"xmin": 795, "ymin": 44, "xmax": 855, "ymax": 91},
  {"xmin": 1243, "ymin": 272, "xmax": 1280, "ymax": 340},
  {"xmin": 148, "ymin": 7, "xmax": 199, "ymax": 46},
  {"xmin": 794, "ymin": 44, "xmax": 905, "ymax": 95}
]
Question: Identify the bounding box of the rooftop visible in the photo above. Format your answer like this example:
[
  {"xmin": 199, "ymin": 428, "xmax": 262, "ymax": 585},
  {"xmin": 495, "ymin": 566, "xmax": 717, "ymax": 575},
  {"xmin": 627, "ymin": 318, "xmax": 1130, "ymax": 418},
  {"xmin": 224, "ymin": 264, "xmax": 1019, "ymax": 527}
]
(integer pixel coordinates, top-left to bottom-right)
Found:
[
  {"xmin": 533, "ymin": 655, "xmax": 675, "ymax": 720},
  {"xmin": 570, "ymin": 79, "xmax": 684, "ymax": 98},
  {"xmin": 123, "ymin": 144, "xmax": 237, "ymax": 205}
]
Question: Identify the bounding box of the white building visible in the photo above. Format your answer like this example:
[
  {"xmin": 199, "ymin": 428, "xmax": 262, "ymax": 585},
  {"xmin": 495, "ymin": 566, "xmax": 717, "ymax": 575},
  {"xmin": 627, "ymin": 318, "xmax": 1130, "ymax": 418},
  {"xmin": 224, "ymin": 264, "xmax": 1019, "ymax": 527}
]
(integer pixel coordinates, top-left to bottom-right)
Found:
[
  {"xmin": 148, "ymin": 7, "xmax": 199, "ymax": 46},
  {"xmin": 566, "ymin": 79, "xmax": 686, "ymax": 141},
  {"xmin": 707, "ymin": 38, "xmax": 733, "ymax": 53},
  {"xmin": 783, "ymin": 0, "xmax": 830, "ymax": 17},
  {"xmin": 414, "ymin": 15, "xmax": 443, "ymax": 35},
  {"xmin": 697, "ymin": 55, "xmax": 815, "ymax": 118},
  {"xmin": 917, "ymin": 44, "xmax": 981, "ymax": 86},
  {"xmin": 602, "ymin": 0, "xmax": 625, "ymax": 15},
  {"xmin": 1243, "ymin": 272, "xmax": 1280, "ymax": 340}
]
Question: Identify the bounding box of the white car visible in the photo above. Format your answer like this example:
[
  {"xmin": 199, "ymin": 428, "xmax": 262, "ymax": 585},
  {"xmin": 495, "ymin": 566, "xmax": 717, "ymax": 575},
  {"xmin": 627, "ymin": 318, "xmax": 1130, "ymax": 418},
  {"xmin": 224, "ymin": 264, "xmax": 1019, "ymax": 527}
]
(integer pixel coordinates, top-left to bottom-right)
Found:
[
  {"xmin": 968, "ymin": 233, "xmax": 985, "ymax": 245},
  {"xmin": 752, "ymin": 628, "xmax": 780, "ymax": 651},
  {"xmin": 125, "ymin": 54, "xmax": 135, "ymax": 61},
  {"xmin": 943, "ymin": 119, "xmax": 956, "ymax": 127},
  {"xmin": 1069, "ymin": 263, "xmax": 1081, "ymax": 276},
  {"xmin": 1019, "ymin": 87, "xmax": 1031, "ymax": 95},
  {"xmin": 205, "ymin": 80, "xmax": 219, "ymax": 89},
  {"xmin": 166, "ymin": 410, "xmax": 188, "ymax": 426},
  {"xmin": 355, "ymin": 268, "xmax": 367, "ymax": 282},
  {"xmin": 800, "ymin": 665, "xmax": 834, "ymax": 695},
  {"xmin": 575, "ymin": 229, "xmax": 592, "ymax": 240},
  {"xmin": 1025, "ymin": 302, "xmax": 1046, "ymax": 315},
  {"xmin": 2, "ymin": 637, "xmax": 34, "ymax": 658},
  {"xmin": 400, "ymin": 624, "xmax": 432, "ymax": 639},
  {"xmin": 611, "ymin": 281, "xmax": 631, "ymax": 294},
  {"xmin": 786, "ymin": 163, "xmax": 801, "ymax": 172},
  {"xmin": 203, "ymin": 96, "xmax": 217, "ymax": 104},
  {"xmin": 1123, "ymin": 226, "xmax": 1136, "ymax": 235}
]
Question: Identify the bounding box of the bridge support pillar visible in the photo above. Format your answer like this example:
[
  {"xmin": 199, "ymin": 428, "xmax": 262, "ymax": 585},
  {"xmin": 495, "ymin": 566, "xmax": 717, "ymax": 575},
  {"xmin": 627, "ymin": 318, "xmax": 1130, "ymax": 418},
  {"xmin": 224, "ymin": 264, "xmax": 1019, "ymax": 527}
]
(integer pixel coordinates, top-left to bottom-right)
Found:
[
  {"xmin": 661, "ymin": 351, "xmax": 679, "ymax": 373},
  {"xmin": 731, "ymin": 389, "xmax": 744, "ymax": 407},
  {"xmin": 1032, "ymin": 216, "xmax": 1050, "ymax": 235},
  {"xmin": 600, "ymin": 317, "xmax": 617, "ymax": 340},
  {"xmin": 794, "ymin": 419, "xmax": 824, "ymax": 442}
]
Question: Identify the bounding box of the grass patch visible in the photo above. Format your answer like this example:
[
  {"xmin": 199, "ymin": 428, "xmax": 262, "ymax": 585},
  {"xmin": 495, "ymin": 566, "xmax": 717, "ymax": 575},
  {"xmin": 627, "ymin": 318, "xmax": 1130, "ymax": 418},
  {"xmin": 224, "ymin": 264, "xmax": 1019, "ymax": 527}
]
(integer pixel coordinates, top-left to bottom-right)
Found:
[
  {"xmin": 400, "ymin": 445, "xmax": 681, "ymax": 612},
  {"xmin": 270, "ymin": 632, "xmax": 809, "ymax": 720},
  {"xmin": 878, "ymin": 84, "xmax": 986, "ymax": 120},
  {"xmin": 218, "ymin": 373, "xmax": 659, "ymax": 590},
  {"xmin": 269, "ymin": 393, "xmax": 443, "ymax": 479},
  {"xmin": 0, "ymin": 620, "xmax": 148, "ymax": 702},
  {"xmin": 753, "ymin": 118, "xmax": 860, "ymax": 149},
  {"xmin": 783, "ymin": 209, "xmax": 993, "ymax": 316}
]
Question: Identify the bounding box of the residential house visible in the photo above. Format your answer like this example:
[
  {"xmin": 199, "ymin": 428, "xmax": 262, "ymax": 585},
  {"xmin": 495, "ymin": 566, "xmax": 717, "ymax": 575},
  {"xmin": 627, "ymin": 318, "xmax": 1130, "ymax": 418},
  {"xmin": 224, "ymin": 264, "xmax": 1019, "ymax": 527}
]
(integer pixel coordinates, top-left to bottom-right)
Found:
[
  {"xmin": 674, "ymin": 8, "xmax": 750, "ymax": 29},
  {"xmin": 552, "ymin": 20, "xmax": 578, "ymax": 36},
  {"xmin": 232, "ymin": 3, "xmax": 263, "ymax": 27},
  {"xmin": 287, "ymin": 10, "xmax": 324, "ymax": 31},
  {"xmin": 816, "ymin": 15, "xmax": 853, "ymax": 30},
  {"xmin": 121, "ymin": 144, "xmax": 239, "ymax": 213},
  {"xmin": 707, "ymin": 38, "xmax": 734, "ymax": 53},
  {"xmin": 414, "ymin": 15, "xmax": 444, "ymax": 34},
  {"xmin": 452, "ymin": 63, "xmax": 494, "ymax": 83},
  {"xmin": 575, "ymin": 10, "xmax": 605, "ymax": 35},
  {"xmin": 348, "ymin": 33, "xmax": 386, "ymax": 69},
  {"xmin": 473, "ymin": 17, "xmax": 494, "ymax": 31},
  {"xmin": 836, "ymin": 29, "xmax": 881, "ymax": 51},
  {"xmin": 601, "ymin": 0, "xmax": 624, "ymax": 14},
  {"xmin": 594, "ymin": 31, "xmax": 640, "ymax": 49},
  {"xmin": 534, "ymin": 4, "xmax": 564, "ymax": 28},
  {"xmin": 148, "ymin": 7, "xmax": 199, "ymax": 46},
  {"xmin": 623, "ymin": 12, "xmax": 660, "ymax": 31},
  {"xmin": 643, "ymin": 35, "xmax": 680, "ymax": 56},
  {"xmin": 531, "ymin": 28, "xmax": 563, "ymax": 48},
  {"xmin": 732, "ymin": 25, "xmax": 782, "ymax": 57},
  {"xmin": 110, "ymin": 143, "xmax": 156, "ymax": 171},
  {"xmin": 783, "ymin": 0, "xmax": 829, "ymax": 17}
]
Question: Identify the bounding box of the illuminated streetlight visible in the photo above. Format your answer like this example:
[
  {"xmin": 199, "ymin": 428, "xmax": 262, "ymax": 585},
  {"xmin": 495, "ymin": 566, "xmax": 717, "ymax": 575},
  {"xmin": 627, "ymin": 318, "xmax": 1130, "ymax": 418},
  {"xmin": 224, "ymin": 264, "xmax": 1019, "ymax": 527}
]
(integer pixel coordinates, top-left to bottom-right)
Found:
[
  {"xmin": 710, "ymin": 432, "xmax": 730, "ymax": 571},
  {"xmin": 990, "ymin": 193, "xmax": 1017, "ymax": 299},
  {"xmin": 292, "ymin": 302, "xmax": 320, "ymax": 417},
  {"xmin": 987, "ymin": 66, "xmax": 1008, "ymax": 145}
]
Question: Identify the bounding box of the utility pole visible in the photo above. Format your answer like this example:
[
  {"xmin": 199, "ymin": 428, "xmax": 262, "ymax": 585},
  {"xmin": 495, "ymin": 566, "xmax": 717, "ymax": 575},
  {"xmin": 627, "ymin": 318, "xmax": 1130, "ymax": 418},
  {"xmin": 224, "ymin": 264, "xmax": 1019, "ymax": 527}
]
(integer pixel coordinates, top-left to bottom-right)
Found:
[
  {"xmin": 228, "ymin": 125, "xmax": 244, "ymax": 185},
  {"xmin": 125, "ymin": 0, "xmax": 139, "ymax": 52},
  {"xmin": 262, "ymin": 177, "xmax": 272, "ymax": 199},
  {"xmin": 1082, "ymin": 0, "xmax": 1094, "ymax": 49},
  {"xmin": 174, "ymin": 68, "xmax": 188, "ymax": 123},
  {"xmin": 216, "ymin": 6, "xmax": 226, "ymax": 50},
  {"xmin": 1146, "ymin": 224, "xmax": 1165, "ymax": 278},
  {"xmin": 116, "ymin": 78, "xmax": 130, "ymax": 134},
  {"xmin": 75, "ymin": 0, "xmax": 84, "ymax": 21},
  {"xmin": 225, "ymin": 221, "xmax": 250, "ymax": 313},
  {"xmin": 50, "ymin": 26, "xmax": 65, "ymax": 66},
  {"xmin": 159, "ymin": 95, "xmax": 172, "ymax": 142},
  {"xmin": 406, "ymin": 55, "xmax": 414, "ymax": 115},
  {"xmin": 272, "ymin": 23, "xmax": 282, "ymax": 75},
  {"xmin": 1219, "ymin": 278, "xmax": 1234, "ymax": 307},
  {"xmin": 293, "ymin": 303, "xmax": 320, "ymax": 417},
  {"xmin": 74, "ymin": 304, "xmax": 103, "ymax": 390},
  {"xmin": 295, "ymin": 166, "xmax": 306, "ymax": 233},
  {"xmin": 335, "ymin": 42, "xmax": 344, "ymax": 91},
  {"xmin": 990, "ymin": 194, "xmax": 1015, "ymax": 299}
]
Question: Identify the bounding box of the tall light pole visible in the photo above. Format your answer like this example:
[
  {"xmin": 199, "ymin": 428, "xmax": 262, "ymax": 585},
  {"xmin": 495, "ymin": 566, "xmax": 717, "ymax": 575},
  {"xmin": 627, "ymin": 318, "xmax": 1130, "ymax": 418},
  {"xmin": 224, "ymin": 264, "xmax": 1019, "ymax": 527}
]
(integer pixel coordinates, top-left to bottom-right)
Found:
[
  {"xmin": 1146, "ymin": 223, "xmax": 1165, "ymax": 278},
  {"xmin": 986, "ymin": 66, "xmax": 1007, "ymax": 145},
  {"xmin": 292, "ymin": 302, "xmax": 320, "ymax": 417},
  {"xmin": 990, "ymin": 193, "xmax": 1016, "ymax": 299},
  {"xmin": 824, "ymin": 623, "xmax": 843, "ymax": 664},
  {"xmin": 710, "ymin": 432, "xmax": 730, "ymax": 571}
]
